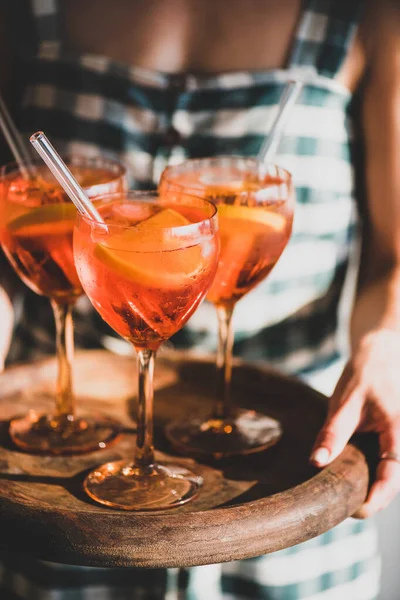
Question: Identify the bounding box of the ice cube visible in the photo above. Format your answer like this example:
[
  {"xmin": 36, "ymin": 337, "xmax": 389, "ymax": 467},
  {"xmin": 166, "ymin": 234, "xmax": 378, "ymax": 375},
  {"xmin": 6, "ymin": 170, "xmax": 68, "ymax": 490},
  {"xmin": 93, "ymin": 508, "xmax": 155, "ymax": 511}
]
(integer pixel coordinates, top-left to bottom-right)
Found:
[{"xmin": 8, "ymin": 178, "xmax": 44, "ymax": 208}]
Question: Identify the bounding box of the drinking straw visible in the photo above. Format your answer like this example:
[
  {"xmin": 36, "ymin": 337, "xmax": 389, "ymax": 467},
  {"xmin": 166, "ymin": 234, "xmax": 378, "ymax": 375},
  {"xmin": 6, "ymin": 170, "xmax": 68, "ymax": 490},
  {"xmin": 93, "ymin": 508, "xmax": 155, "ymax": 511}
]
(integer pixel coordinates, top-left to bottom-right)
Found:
[
  {"xmin": 31, "ymin": 131, "xmax": 164, "ymax": 333},
  {"xmin": 257, "ymin": 80, "xmax": 303, "ymax": 165},
  {"xmin": 30, "ymin": 131, "xmax": 105, "ymax": 224},
  {"xmin": 0, "ymin": 93, "xmax": 36, "ymax": 179}
]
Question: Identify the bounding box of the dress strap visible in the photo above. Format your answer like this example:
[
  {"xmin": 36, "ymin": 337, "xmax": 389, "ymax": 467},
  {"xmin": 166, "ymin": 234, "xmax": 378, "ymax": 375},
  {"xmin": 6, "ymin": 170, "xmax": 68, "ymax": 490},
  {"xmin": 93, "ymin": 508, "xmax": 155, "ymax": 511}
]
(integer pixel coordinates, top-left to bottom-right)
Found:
[
  {"xmin": 29, "ymin": 0, "xmax": 60, "ymax": 44},
  {"xmin": 5, "ymin": 0, "xmax": 61, "ymax": 61},
  {"xmin": 287, "ymin": 0, "xmax": 364, "ymax": 79}
]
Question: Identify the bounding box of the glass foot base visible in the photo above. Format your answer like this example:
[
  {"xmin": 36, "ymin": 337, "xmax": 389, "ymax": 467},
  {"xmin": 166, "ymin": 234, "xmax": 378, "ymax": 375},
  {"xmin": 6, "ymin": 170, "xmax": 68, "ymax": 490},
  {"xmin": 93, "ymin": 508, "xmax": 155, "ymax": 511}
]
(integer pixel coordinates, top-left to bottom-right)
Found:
[
  {"xmin": 165, "ymin": 409, "xmax": 282, "ymax": 459},
  {"xmin": 84, "ymin": 460, "xmax": 203, "ymax": 510},
  {"xmin": 9, "ymin": 412, "xmax": 121, "ymax": 455}
]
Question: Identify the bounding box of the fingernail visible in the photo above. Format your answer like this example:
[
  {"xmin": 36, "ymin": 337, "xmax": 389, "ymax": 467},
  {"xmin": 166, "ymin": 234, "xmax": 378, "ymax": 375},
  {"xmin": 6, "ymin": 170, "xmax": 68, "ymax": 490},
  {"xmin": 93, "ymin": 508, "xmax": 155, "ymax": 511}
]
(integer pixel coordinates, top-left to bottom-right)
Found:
[{"xmin": 311, "ymin": 447, "xmax": 330, "ymax": 466}]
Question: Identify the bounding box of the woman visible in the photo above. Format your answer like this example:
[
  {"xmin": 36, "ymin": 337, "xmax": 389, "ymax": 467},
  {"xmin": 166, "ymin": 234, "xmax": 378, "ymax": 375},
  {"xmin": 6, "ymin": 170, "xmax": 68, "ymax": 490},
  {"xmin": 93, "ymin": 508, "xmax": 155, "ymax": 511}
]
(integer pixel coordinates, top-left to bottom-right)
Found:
[{"xmin": 0, "ymin": 0, "xmax": 399, "ymax": 598}]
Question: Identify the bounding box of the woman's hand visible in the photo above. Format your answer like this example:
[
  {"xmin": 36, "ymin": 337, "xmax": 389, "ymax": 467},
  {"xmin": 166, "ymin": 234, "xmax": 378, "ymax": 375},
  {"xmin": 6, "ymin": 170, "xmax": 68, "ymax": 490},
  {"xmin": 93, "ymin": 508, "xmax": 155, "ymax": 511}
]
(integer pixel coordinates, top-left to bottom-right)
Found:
[
  {"xmin": 312, "ymin": 1, "xmax": 400, "ymax": 519},
  {"xmin": 0, "ymin": 285, "xmax": 13, "ymax": 371},
  {"xmin": 310, "ymin": 328, "xmax": 400, "ymax": 518}
]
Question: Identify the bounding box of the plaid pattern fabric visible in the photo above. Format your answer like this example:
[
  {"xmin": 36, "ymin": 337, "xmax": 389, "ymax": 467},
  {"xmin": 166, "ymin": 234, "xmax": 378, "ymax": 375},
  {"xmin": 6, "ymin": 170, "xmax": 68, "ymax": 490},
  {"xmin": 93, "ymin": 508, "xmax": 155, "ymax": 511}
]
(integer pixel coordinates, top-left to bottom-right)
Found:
[
  {"xmin": 1, "ymin": 1, "xmax": 380, "ymax": 599},
  {"xmin": 9, "ymin": 0, "xmax": 360, "ymax": 379}
]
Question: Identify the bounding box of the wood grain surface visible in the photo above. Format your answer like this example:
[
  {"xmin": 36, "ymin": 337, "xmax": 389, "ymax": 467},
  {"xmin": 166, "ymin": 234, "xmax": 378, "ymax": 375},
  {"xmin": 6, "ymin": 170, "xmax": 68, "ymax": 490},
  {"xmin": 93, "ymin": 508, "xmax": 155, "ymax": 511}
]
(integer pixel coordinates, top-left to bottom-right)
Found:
[{"xmin": 0, "ymin": 350, "xmax": 371, "ymax": 568}]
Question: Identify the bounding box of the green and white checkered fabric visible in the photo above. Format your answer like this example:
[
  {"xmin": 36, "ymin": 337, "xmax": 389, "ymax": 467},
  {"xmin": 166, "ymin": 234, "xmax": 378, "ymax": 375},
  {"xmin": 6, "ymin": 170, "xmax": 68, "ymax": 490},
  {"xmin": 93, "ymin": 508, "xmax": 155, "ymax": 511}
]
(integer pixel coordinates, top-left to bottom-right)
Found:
[
  {"xmin": 0, "ymin": 0, "xmax": 380, "ymax": 599},
  {"xmin": 9, "ymin": 0, "xmax": 360, "ymax": 381}
]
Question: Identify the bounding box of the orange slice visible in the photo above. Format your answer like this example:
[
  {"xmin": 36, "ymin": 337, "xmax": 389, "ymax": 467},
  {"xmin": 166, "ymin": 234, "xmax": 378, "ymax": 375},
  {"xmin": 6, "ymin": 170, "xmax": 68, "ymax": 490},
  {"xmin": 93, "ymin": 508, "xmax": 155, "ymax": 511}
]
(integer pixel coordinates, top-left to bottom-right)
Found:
[
  {"xmin": 8, "ymin": 203, "xmax": 76, "ymax": 237},
  {"xmin": 217, "ymin": 204, "xmax": 286, "ymax": 231},
  {"xmin": 138, "ymin": 207, "xmax": 189, "ymax": 229},
  {"xmin": 94, "ymin": 208, "xmax": 203, "ymax": 287}
]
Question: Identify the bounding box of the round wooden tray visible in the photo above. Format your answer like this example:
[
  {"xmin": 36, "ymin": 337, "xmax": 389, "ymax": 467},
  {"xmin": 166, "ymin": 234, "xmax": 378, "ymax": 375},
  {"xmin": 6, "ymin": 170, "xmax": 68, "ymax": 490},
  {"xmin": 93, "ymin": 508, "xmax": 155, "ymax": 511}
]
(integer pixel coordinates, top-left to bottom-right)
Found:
[{"xmin": 0, "ymin": 350, "xmax": 372, "ymax": 568}]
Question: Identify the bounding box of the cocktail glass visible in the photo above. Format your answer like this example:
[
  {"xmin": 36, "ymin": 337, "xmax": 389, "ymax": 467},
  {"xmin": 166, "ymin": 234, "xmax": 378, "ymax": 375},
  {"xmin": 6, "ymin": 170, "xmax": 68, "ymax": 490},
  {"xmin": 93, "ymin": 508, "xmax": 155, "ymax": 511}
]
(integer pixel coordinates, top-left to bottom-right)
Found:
[
  {"xmin": 0, "ymin": 156, "xmax": 126, "ymax": 454},
  {"xmin": 74, "ymin": 191, "xmax": 219, "ymax": 509},
  {"xmin": 159, "ymin": 156, "xmax": 294, "ymax": 458}
]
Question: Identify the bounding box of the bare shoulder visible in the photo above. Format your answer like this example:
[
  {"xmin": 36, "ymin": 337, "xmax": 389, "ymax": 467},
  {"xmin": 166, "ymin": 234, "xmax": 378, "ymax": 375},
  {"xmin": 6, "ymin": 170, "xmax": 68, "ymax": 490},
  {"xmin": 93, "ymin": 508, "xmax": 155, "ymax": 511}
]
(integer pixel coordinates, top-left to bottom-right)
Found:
[
  {"xmin": 360, "ymin": 0, "xmax": 400, "ymax": 77},
  {"xmin": 338, "ymin": 0, "xmax": 400, "ymax": 92}
]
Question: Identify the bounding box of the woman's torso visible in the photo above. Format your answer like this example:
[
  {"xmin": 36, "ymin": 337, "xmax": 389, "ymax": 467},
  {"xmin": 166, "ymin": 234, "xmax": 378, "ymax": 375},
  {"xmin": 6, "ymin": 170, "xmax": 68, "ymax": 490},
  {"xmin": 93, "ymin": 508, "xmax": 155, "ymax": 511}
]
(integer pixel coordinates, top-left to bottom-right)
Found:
[
  {"xmin": 0, "ymin": 4, "xmax": 382, "ymax": 600},
  {"xmin": 7, "ymin": 0, "xmax": 364, "ymax": 385}
]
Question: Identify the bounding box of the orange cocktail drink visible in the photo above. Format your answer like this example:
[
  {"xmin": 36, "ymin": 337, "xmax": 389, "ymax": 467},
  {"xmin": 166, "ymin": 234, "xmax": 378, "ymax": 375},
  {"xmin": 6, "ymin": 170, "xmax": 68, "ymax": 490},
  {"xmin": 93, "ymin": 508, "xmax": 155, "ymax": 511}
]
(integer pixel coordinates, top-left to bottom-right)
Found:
[
  {"xmin": 0, "ymin": 157, "xmax": 126, "ymax": 454},
  {"xmin": 160, "ymin": 156, "xmax": 294, "ymax": 457},
  {"xmin": 74, "ymin": 191, "xmax": 219, "ymax": 510},
  {"xmin": 76, "ymin": 201, "xmax": 217, "ymax": 351},
  {"xmin": 206, "ymin": 199, "xmax": 291, "ymax": 308}
]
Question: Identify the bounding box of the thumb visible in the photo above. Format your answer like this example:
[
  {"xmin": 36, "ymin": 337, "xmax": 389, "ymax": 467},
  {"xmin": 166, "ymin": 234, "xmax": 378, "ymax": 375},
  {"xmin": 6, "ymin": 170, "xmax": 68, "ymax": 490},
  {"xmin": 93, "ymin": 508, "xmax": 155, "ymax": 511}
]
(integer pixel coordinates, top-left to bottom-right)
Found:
[{"xmin": 310, "ymin": 386, "xmax": 364, "ymax": 467}]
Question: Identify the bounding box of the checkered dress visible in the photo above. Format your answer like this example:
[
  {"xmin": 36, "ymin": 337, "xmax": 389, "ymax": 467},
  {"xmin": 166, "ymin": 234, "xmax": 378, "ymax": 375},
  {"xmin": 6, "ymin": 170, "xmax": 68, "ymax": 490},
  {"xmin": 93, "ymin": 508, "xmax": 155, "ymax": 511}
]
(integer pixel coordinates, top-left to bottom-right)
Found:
[{"xmin": 0, "ymin": 0, "xmax": 380, "ymax": 599}]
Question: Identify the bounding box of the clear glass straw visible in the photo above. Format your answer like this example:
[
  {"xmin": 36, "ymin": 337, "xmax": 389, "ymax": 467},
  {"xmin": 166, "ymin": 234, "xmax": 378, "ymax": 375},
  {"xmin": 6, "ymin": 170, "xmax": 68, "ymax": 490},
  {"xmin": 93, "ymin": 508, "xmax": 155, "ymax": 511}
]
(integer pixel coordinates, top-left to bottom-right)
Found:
[
  {"xmin": 257, "ymin": 80, "xmax": 303, "ymax": 165},
  {"xmin": 0, "ymin": 93, "xmax": 36, "ymax": 179},
  {"xmin": 30, "ymin": 131, "xmax": 105, "ymax": 224}
]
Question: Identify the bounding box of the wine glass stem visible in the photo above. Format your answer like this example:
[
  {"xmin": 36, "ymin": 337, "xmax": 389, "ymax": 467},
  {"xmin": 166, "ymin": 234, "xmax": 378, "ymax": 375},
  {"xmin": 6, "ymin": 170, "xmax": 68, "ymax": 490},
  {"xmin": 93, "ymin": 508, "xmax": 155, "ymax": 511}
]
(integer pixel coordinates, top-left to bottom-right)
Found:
[
  {"xmin": 135, "ymin": 349, "xmax": 156, "ymax": 468},
  {"xmin": 215, "ymin": 304, "xmax": 234, "ymax": 419},
  {"xmin": 51, "ymin": 300, "xmax": 75, "ymax": 419}
]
